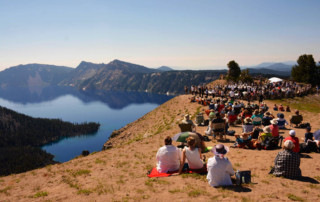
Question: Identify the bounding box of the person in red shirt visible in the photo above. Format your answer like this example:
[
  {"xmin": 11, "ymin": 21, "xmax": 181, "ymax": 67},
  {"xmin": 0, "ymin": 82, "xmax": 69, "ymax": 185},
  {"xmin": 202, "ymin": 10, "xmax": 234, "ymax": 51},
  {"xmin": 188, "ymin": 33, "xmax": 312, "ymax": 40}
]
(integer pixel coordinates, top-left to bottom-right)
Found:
[
  {"xmin": 269, "ymin": 119, "xmax": 279, "ymax": 137},
  {"xmin": 284, "ymin": 130, "xmax": 300, "ymax": 153}
]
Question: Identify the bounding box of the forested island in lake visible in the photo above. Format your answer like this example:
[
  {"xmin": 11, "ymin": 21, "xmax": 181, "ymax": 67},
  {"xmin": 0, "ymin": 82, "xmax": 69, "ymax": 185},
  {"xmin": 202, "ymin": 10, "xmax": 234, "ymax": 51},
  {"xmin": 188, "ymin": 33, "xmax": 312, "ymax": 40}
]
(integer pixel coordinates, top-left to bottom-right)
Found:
[{"xmin": 0, "ymin": 106, "xmax": 100, "ymax": 176}]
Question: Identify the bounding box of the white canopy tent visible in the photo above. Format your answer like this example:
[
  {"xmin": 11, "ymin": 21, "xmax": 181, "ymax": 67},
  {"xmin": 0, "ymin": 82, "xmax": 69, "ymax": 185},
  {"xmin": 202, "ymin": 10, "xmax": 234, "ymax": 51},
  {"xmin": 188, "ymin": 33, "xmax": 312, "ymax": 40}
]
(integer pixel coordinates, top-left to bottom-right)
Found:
[{"xmin": 268, "ymin": 77, "xmax": 283, "ymax": 83}]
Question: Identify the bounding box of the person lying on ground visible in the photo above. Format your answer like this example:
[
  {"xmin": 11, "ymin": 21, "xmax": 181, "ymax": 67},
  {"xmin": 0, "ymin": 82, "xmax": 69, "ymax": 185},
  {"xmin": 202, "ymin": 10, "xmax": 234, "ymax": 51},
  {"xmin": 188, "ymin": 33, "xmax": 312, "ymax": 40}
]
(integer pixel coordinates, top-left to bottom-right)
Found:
[
  {"xmin": 156, "ymin": 136, "xmax": 181, "ymax": 173},
  {"xmin": 178, "ymin": 137, "xmax": 206, "ymax": 174}
]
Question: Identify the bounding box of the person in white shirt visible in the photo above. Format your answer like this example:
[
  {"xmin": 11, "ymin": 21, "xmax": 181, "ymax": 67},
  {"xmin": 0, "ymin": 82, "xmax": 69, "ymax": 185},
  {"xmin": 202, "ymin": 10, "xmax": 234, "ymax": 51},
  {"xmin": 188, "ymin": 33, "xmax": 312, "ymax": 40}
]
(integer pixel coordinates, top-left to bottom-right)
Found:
[
  {"xmin": 156, "ymin": 136, "xmax": 181, "ymax": 173},
  {"xmin": 207, "ymin": 144, "xmax": 235, "ymax": 187},
  {"xmin": 178, "ymin": 137, "xmax": 205, "ymax": 174}
]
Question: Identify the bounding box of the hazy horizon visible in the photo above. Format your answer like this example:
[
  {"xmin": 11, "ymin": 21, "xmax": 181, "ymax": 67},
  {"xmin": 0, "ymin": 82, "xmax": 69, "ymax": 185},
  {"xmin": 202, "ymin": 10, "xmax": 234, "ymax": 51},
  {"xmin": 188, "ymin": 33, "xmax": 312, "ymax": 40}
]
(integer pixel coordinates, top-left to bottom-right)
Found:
[{"xmin": 1, "ymin": 0, "xmax": 319, "ymax": 71}]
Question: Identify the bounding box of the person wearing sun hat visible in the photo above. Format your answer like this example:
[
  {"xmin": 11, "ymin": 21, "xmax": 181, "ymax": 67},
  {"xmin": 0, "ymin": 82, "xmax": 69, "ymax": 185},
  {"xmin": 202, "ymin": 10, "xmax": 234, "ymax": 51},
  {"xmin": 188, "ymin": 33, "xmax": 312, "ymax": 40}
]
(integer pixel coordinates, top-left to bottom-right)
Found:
[
  {"xmin": 206, "ymin": 144, "xmax": 235, "ymax": 187},
  {"xmin": 258, "ymin": 126, "xmax": 273, "ymax": 142},
  {"xmin": 284, "ymin": 130, "xmax": 300, "ymax": 153},
  {"xmin": 269, "ymin": 119, "xmax": 279, "ymax": 137},
  {"xmin": 271, "ymin": 140, "xmax": 301, "ymax": 179}
]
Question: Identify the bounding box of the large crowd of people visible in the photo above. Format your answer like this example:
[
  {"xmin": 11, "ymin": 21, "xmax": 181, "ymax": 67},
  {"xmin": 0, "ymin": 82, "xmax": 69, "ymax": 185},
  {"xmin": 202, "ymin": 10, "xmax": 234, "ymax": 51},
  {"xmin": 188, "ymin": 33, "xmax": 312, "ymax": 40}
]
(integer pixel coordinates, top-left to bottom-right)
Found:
[
  {"xmin": 153, "ymin": 79, "xmax": 319, "ymax": 187},
  {"xmin": 186, "ymin": 79, "xmax": 313, "ymax": 101}
]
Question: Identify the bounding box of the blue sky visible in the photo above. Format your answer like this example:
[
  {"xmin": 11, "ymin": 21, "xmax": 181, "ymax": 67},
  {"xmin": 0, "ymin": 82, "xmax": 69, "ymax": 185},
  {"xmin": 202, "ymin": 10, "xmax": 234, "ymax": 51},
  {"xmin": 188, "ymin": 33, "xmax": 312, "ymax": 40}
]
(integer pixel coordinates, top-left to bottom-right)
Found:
[{"xmin": 0, "ymin": 0, "xmax": 319, "ymax": 70}]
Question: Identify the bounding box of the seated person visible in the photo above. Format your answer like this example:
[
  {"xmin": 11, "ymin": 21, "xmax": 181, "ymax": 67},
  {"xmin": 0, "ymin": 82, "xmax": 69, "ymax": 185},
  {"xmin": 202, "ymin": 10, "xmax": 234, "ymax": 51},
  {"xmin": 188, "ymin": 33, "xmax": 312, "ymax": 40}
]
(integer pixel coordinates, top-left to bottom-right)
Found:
[
  {"xmin": 181, "ymin": 114, "xmax": 196, "ymax": 131},
  {"xmin": 276, "ymin": 113, "xmax": 289, "ymax": 129},
  {"xmin": 304, "ymin": 126, "xmax": 313, "ymax": 143},
  {"xmin": 234, "ymin": 134, "xmax": 253, "ymax": 148},
  {"xmin": 270, "ymin": 140, "xmax": 301, "ymax": 179},
  {"xmin": 286, "ymin": 105, "xmax": 291, "ymax": 112},
  {"xmin": 211, "ymin": 113, "xmax": 226, "ymax": 139},
  {"xmin": 289, "ymin": 110, "xmax": 303, "ymax": 127},
  {"xmin": 262, "ymin": 111, "xmax": 274, "ymax": 126},
  {"xmin": 207, "ymin": 144, "xmax": 235, "ymax": 187},
  {"xmin": 314, "ymin": 129, "xmax": 320, "ymax": 149},
  {"xmin": 259, "ymin": 126, "xmax": 273, "ymax": 142},
  {"xmin": 242, "ymin": 117, "xmax": 254, "ymax": 133},
  {"xmin": 188, "ymin": 132, "xmax": 207, "ymax": 152},
  {"xmin": 227, "ymin": 109, "xmax": 237, "ymax": 125},
  {"xmin": 209, "ymin": 101, "xmax": 215, "ymax": 110},
  {"xmin": 178, "ymin": 137, "xmax": 206, "ymax": 174},
  {"xmin": 195, "ymin": 113, "xmax": 205, "ymax": 126},
  {"xmin": 301, "ymin": 126, "xmax": 318, "ymax": 152},
  {"xmin": 278, "ymin": 104, "xmax": 285, "ymax": 111},
  {"xmin": 251, "ymin": 126, "xmax": 262, "ymax": 139},
  {"xmin": 284, "ymin": 130, "xmax": 300, "ymax": 153},
  {"xmin": 273, "ymin": 104, "xmax": 278, "ymax": 111},
  {"xmin": 269, "ymin": 119, "xmax": 279, "ymax": 137},
  {"xmin": 251, "ymin": 110, "xmax": 263, "ymax": 126},
  {"xmin": 156, "ymin": 136, "xmax": 181, "ymax": 173}
]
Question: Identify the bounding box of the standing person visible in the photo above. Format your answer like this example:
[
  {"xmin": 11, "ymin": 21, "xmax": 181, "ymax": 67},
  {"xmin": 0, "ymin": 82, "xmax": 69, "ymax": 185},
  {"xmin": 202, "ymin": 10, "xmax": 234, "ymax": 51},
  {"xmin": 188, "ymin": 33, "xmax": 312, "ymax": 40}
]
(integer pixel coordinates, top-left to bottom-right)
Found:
[
  {"xmin": 207, "ymin": 144, "xmax": 235, "ymax": 187},
  {"xmin": 229, "ymin": 90, "xmax": 235, "ymax": 102},
  {"xmin": 259, "ymin": 93, "xmax": 264, "ymax": 104},
  {"xmin": 156, "ymin": 136, "xmax": 181, "ymax": 173},
  {"xmin": 270, "ymin": 140, "xmax": 301, "ymax": 179},
  {"xmin": 284, "ymin": 130, "xmax": 300, "ymax": 153},
  {"xmin": 184, "ymin": 86, "xmax": 188, "ymax": 94}
]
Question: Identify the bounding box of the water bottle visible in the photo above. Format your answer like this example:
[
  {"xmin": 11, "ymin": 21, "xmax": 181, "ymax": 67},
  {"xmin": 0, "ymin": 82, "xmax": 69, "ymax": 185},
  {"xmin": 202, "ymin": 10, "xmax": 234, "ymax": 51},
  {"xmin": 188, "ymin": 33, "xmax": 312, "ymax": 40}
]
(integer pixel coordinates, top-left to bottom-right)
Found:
[{"xmin": 236, "ymin": 170, "xmax": 241, "ymax": 185}]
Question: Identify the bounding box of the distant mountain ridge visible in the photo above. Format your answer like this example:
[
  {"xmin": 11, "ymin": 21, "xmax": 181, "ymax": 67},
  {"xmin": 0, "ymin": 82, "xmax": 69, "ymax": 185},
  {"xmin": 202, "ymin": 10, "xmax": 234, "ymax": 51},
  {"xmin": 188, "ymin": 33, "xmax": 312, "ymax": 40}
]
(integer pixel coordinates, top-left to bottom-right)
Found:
[
  {"xmin": 243, "ymin": 62, "xmax": 294, "ymax": 72},
  {"xmin": 0, "ymin": 60, "xmax": 292, "ymax": 94},
  {"xmin": 0, "ymin": 64, "xmax": 73, "ymax": 88},
  {"xmin": 157, "ymin": 66, "xmax": 174, "ymax": 71}
]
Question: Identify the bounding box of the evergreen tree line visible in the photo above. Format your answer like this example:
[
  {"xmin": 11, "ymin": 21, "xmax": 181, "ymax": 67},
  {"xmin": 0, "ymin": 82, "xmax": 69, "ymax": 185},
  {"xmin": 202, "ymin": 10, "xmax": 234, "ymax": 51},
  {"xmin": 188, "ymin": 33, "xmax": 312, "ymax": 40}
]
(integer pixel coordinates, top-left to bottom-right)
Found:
[
  {"xmin": 291, "ymin": 54, "xmax": 320, "ymax": 86},
  {"xmin": 226, "ymin": 54, "xmax": 320, "ymax": 86},
  {"xmin": 0, "ymin": 105, "xmax": 100, "ymax": 176}
]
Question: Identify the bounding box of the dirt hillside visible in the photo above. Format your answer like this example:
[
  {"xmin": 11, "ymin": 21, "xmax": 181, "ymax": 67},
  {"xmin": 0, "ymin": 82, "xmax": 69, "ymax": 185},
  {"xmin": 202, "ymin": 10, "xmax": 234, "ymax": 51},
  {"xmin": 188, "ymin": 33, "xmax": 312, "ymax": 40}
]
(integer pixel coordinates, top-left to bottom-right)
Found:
[{"xmin": 1, "ymin": 94, "xmax": 320, "ymax": 202}]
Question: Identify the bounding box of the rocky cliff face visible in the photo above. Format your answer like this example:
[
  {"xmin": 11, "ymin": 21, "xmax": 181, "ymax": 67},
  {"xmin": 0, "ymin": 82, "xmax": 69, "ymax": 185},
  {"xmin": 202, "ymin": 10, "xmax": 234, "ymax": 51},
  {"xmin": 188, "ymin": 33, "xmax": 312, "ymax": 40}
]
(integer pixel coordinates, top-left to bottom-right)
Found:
[{"xmin": 76, "ymin": 60, "xmax": 225, "ymax": 93}]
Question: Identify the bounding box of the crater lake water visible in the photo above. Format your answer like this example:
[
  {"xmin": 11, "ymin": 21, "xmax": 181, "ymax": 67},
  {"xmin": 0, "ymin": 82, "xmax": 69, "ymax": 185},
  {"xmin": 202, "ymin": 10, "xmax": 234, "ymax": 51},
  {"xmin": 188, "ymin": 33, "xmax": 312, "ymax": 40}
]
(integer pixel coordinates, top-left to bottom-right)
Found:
[{"xmin": 0, "ymin": 86, "xmax": 174, "ymax": 162}]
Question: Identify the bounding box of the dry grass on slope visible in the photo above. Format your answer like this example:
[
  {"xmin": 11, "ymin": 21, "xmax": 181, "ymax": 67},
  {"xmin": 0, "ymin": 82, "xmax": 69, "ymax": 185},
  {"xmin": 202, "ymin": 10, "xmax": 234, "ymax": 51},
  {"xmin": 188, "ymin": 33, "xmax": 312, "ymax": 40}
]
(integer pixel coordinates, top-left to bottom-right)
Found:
[{"xmin": 1, "ymin": 94, "xmax": 320, "ymax": 202}]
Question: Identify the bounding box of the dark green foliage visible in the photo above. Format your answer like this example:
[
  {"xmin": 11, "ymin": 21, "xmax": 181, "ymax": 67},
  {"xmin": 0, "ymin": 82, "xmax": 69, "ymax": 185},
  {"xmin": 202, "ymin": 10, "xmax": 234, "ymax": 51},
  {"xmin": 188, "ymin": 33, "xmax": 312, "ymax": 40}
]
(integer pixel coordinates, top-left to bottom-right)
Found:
[
  {"xmin": 0, "ymin": 106, "xmax": 100, "ymax": 147},
  {"xmin": 239, "ymin": 69, "xmax": 253, "ymax": 83},
  {"xmin": 0, "ymin": 106, "xmax": 100, "ymax": 176},
  {"xmin": 291, "ymin": 54, "xmax": 320, "ymax": 86},
  {"xmin": 0, "ymin": 146, "xmax": 56, "ymax": 176},
  {"xmin": 227, "ymin": 60, "xmax": 241, "ymax": 82}
]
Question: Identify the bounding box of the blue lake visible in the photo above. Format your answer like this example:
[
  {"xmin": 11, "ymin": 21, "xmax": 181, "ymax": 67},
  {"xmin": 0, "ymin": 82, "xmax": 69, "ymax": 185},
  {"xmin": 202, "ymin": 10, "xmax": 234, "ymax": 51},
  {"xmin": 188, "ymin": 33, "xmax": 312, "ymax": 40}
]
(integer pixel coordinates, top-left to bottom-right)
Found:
[{"xmin": 0, "ymin": 86, "xmax": 174, "ymax": 162}]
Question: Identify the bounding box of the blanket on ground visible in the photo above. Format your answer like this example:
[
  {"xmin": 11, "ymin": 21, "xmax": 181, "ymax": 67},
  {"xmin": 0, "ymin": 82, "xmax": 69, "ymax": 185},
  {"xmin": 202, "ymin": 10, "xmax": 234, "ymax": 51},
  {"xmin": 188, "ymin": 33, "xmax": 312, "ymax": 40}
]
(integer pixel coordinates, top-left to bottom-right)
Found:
[{"xmin": 147, "ymin": 167, "xmax": 207, "ymax": 178}]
